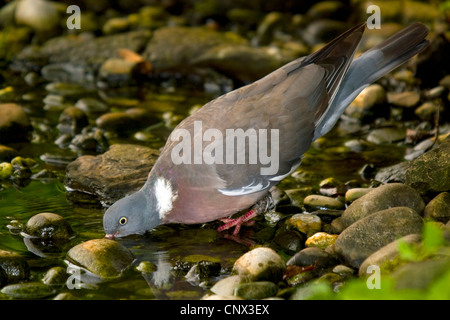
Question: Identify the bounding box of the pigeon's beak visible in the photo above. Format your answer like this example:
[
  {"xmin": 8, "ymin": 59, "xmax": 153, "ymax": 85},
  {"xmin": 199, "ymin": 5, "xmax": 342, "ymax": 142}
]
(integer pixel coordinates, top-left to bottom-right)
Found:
[{"xmin": 104, "ymin": 232, "xmax": 117, "ymax": 239}]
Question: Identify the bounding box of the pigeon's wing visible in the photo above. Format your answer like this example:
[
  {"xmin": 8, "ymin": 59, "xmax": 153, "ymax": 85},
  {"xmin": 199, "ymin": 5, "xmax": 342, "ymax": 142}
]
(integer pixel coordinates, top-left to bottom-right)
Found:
[
  {"xmin": 210, "ymin": 23, "xmax": 366, "ymax": 196},
  {"xmin": 162, "ymin": 23, "xmax": 365, "ymax": 196}
]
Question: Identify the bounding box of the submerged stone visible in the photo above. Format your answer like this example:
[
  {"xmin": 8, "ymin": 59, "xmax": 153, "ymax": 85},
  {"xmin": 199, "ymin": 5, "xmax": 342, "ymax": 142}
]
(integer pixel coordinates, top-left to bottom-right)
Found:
[
  {"xmin": 42, "ymin": 266, "xmax": 68, "ymax": 286},
  {"xmin": 23, "ymin": 213, "xmax": 74, "ymax": 240},
  {"xmin": 0, "ymin": 162, "xmax": 13, "ymax": 180},
  {"xmin": 0, "ymin": 250, "xmax": 30, "ymax": 284},
  {"xmin": 1, "ymin": 282, "xmax": 55, "ymax": 299},
  {"xmin": 66, "ymin": 239, "xmax": 135, "ymax": 279}
]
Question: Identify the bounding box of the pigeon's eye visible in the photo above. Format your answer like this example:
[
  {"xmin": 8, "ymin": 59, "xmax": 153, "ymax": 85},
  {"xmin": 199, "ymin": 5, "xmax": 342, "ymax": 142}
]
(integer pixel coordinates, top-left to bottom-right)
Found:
[{"xmin": 119, "ymin": 217, "xmax": 128, "ymax": 225}]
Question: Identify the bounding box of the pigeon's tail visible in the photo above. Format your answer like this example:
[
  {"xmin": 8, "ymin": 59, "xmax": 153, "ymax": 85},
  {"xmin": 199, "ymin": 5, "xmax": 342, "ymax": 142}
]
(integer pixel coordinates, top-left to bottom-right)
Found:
[{"xmin": 313, "ymin": 22, "xmax": 429, "ymax": 141}]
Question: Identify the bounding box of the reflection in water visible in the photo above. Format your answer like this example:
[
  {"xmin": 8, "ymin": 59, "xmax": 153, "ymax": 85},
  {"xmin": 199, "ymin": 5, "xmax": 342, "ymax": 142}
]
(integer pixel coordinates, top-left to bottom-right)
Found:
[{"xmin": 117, "ymin": 228, "xmax": 249, "ymax": 299}]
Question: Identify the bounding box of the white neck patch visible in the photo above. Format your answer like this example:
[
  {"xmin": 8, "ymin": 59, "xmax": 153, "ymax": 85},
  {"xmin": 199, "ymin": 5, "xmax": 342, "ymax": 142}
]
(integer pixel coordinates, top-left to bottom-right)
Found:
[{"xmin": 154, "ymin": 177, "xmax": 178, "ymax": 220}]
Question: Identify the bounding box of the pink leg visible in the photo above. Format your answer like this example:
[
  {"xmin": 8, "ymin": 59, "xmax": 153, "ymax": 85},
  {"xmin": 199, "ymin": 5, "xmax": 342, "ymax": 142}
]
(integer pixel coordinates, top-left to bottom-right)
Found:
[
  {"xmin": 217, "ymin": 193, "xmax": 274, "ymax": 235},
  {"xmin": 217, "ymin": 209, "xmax": 258, "ymax": 235}
]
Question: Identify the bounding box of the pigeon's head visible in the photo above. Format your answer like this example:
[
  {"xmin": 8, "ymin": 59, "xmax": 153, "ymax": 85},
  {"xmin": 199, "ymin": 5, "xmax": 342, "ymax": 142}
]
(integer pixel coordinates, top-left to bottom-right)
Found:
[{"xmin": 103, "ymin": 188, "xmax": 160, "ymax": 238}]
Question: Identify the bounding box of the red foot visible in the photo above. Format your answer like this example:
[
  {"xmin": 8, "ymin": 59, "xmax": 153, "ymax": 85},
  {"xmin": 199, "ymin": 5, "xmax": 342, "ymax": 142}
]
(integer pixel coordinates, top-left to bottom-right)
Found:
[{"xmin": 217, "ymin": 209, "xmax": 257, "ymax": 235}]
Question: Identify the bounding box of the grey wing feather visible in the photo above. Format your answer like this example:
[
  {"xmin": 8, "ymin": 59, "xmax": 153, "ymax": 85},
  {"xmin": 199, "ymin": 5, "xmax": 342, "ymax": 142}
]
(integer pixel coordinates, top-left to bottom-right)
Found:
[{"xmin": 314, "ymin": 22, "xmax": 429, "ymax": 140}]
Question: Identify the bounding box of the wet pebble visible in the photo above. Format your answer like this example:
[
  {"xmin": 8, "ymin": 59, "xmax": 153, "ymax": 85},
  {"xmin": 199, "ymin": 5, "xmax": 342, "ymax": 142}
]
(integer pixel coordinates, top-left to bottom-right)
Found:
[
  {"xmin": 15, "ymin": 0, "xmax": 60, "ymax": 32},
  {"xmin": 70, "ymin": 127, "xmax": 109, "ymax": 153},
  {"xmin": 0, "ymin": 103, "xmax": 31, "ymax": 143},
  {"xmin": 303, "ymin": 194, "xmax": 344, "ymax": 210},
  {"xmin": 45, "ymin": 82, "xmax": 92, "ymax": 97},
  {"xmin": 345, "ymin": 84, "xmax": 386, "ymax": 120},
  {"xmin": 95, "ymin": 111, "xmax": 135, "ymax": 134},
  {"xmin": 285, "ymin": 268, "xmax": 316, "ymax": 286},
  {"xmin": 415, "ymin": 102, "xmax": 443, "ymax": 121},
  {"xmin": 0, "ymin": 249, "xmax": 30, "ymax": 284},
  {"xmin": 254, "ymin": 12, "xmax": 284, "ymax": 46},
  {"xmin": 424, "ymin": 86, "xmax": 445, "ymax": 99},
  {"xmin": 387, "ymin": 91, "xmax": 420, "ymax": 108},
  {"xmin": 136, "ymin": 261, "xmax": 157, "ymax": 274},
  {"xmin": 284, "ymin": 188, "xmax": 313, "ymax": 208},
  {"xmin": 75, "ymin": 98, "xmax": 108, "ymax": 114},
  {"xmin": 0, "ymin": 145, "xmax": 19, "ymax": 162},
  {"xmin": 232, "ymin": 247, "xmax": 285, "ymax": 282},
  {"xmin": 366, "ymin": 127, "xmax": 406, "ymax": 144},
  {"xmin": 334, "ymin": 207, "xmax": 423, "ymax": 268},
  {"xmin": 424, "ymin": 192, "xmax": 450, "ymax": 223},
  {"xmin": 42, "ymin": 266, "xmax": 68, "ymax": 286},
  {"xmin": 273, "ymin": 229, "xmax": 304, "ymax": 254},
  {"xmin": 57, "ymin": 106, "xmax": 89, "ymax": 136},
  {"xmin": 66, "ymin": 239, "xmax": 135, "ymax": 279},
  {"xmin": 210, "ymin": 275, "xmax": 244, "ymax": 296},
  {"xmin": 333, "ymin": 183, "xmax": 425, "ymax": 232},
  {"xmin": 332, "ymin": 265, "xmax": 354, "ymax": 277},
  {"xmin": 305, "ymin": 232, "xmax": 338, "ymax": 250},
  {"xmin": 102, "ymin": 17, "xmax": 131, "ymax": 35},
  {"xmin": 23, "ymin": 213, "xmax": 73, "ymax": 240},
  {"xmin": 344, "ymin": 188, "xmax": 371, "ymax": 203},
  {"xmin": 287, "ymin": 213, "xmax": 322, "ymax": 237},
  {"xmin": 178, "ymin": 255, "xmax": 221, "ymax": 285},
  {"xmin": 287, "ymin": 247, "xmax": 337, "ymax": 269},
  {"xmin": 1, "ymin": 282, "xmax": 55, "ymax": 299},
  {"xmin": 0, "ymin": 162, "xmax": 13, "ymax": 180},
  {"xmin": 234, "ymin": 281, "xmax": 278, "ymax": 300},
  {"xmin": 98, "ymin": 58, "xmax": 140, "ymax": 86}
]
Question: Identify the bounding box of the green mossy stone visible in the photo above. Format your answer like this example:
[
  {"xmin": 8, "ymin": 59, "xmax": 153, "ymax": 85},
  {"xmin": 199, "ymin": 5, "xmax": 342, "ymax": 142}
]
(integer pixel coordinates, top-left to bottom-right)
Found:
[
  {"xmin": 66, "ymin": 239, "xmax": 135, "ymax": 279},
  {"xmin": 24, "ymin": 213, "xmax": 74, "ymax": 240},
  {"xmin": 1, "ymin": 282, "xmax": 55, "ymax": 299}
]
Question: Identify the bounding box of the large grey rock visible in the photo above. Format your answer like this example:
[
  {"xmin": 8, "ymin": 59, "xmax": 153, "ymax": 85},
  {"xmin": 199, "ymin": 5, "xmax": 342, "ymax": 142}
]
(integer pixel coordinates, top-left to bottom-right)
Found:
[
  {"xmin": 358, "ymin": 234, "xmax": 421, "ymax": 276},
  {"xmin": 333, "ymin": 183, "xmax": 425, "ymax": 231},
  {"xmin": 423, "ymin": 192, "xmax": 450, "ymax": 223},
  {"xmin": 334, "ymin": 207, "xmax": 423, "ymax": 268},
  {"xmin": 391, "ymin": 258, "xmax": 450, "ymax": 290},
  {"xmin": 65, "ymin": 144, "xmax": 159, "ymax": 205},
  {"xmin": 405, "ymin": 137, "xmax": 450, "ymax": 197}
]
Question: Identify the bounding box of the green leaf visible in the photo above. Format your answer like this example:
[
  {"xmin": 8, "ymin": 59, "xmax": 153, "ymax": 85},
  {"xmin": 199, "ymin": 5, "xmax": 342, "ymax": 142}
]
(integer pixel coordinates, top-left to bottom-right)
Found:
[{"xmin": 422, "ymin": 222, "xmax": 445, "ymax": 255}]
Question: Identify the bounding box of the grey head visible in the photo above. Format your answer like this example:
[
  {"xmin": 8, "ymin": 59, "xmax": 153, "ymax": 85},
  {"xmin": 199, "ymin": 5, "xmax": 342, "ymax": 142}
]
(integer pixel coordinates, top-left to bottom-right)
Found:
[{"xmin": 103, "ymin": 186, "xmax": 161, "ymax": 238}]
